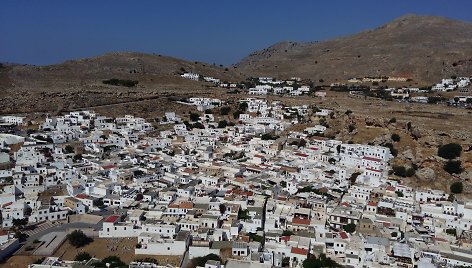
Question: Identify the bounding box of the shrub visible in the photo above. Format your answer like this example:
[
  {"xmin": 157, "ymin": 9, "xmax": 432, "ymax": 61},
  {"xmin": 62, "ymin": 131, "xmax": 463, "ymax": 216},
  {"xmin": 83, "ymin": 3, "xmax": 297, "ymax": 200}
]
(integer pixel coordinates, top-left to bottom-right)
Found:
[
  {"xmin": 188, "ymin": 254, "xmax": 221, "ymax": 268},
  {"xmin": 393, "ymin": 166, "xmax": 406, "ymax": 177},
  {"xmin": 303, "ymin": 254, "xmax": 341, "ymax": 268},
  {"xmin": 395, "ymin": 191, "xmax": 404, "ymax": 197},
  {"xmin": 64, "ymin": 145, "xmax": 74, "ymax": 154},
  {"xmin": 446, "ymin": 228, "xmax": 457, "ymax": 236},
  {"xmin": 75, "ymin": 252, "xmax": 92, "ymax": 261},
  {"xmin": 220, "ymin": 106, "xmax": 231, "ymax": 115},
  {"xmin": 450, "ymin": 181, "xmax": 463, "ymax": 194},
  {"xmin": 217, "ymin": 120, "xmax": 228, "ymax": 128},
  {"xmin": 348, "ymin": 124, "xmax": 356, "ymax": 133},
  {"xmin": 95, "ymin": 256, "xmax": 126, "ymax": 268},
  {"xmin": 67, "ymin": 230, "xmax": 93, "ymax": 248},
  {"xmin": 438, "ymin": 143, "xmax": 462, "ymax": 159},
  {"xmin": 189, "ymin": 112, "xmax": 200, "ymax": 122},
  {"xmin": 102, "ymin": 79, "xmax": 138, "ymax": 87},
  {"xmin": 391, "ymin": 133, "xmax": 401, "ymax": 142},
  {"xmin": 444, "ymin": 160, "xmax": 463, "ymax": 174},
  {"xmin": 343, "ymin": 223, "xmax": 356, "ymax": 234},
  {"xmin": 389, "ymin": 117, "xmax": 397, "ymax": 124},
  {"xmin": 282, "ymin": 230, "xmax": 295, "ymax": 236}
]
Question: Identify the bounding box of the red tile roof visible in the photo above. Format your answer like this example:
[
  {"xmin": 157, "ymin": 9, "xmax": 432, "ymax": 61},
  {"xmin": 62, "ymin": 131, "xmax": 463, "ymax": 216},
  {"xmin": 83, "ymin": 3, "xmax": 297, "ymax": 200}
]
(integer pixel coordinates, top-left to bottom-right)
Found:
[
  {"xmin": 104, "ymin": 215, "xmax": 120, "ymax": 223},
  {"xmin": 363, "ymin": 156, "xmax": 381, "ymax": 162},
  {"xmin": 76, "ymin": 194, "xmax": 91, "ymax": 199},
  {"xmin": 294, "ymin": 153, "xmax": 309, "ymax": 157},
  {"xmin": 386, "ymin": 186, "xmax": 396, "ymax": 191},
  {"xmin": 339, "ymin": 232, "xmax": 349, "ymax": 239},
  {"xmin": 291, "ymin": 247, "xmax": 308, "ymax": 255},
  {"xmin": 281, "ymin": 236, "xmax": 291, "ymax": 242},
  {"xmin": 366, "ymin": 167, "xmax": 381, "ymax": 172},
  {"xmin": 2, "ymin": 202, "xmax": 13, "ymax": 208},
  {"xmin": 0, "ymin": 230, "xmax": 8, "ymax": 236},
  {"xmin": 102, "ymin": 165, "xmax": 116, "ymax": 170},
  {"xmin": 292, "ymin": 217, "xmax": 310, "ymax": 225}
]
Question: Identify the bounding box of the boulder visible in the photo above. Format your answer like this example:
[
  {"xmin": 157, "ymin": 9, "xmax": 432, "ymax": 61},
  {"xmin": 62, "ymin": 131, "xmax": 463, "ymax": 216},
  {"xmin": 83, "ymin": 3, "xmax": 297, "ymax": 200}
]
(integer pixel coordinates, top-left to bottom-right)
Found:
[
  {"xmin": 416, "ymin": 168, "xmax": 436, "ymax": 181},
  {"xmin": 399, "ymin": 149, "xmax": 415, "ymax": 161}
]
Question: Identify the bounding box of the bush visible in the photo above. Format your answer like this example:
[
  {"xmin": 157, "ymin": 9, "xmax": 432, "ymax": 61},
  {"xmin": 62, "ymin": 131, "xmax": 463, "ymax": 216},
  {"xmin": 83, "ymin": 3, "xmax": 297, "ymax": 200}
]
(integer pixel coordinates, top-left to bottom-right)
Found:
[
  {"xmin": 391, "ymin": 133, "xmax": 401, "ymax": 142},
  {"xmin": 343, "ymin": 223, "xmax": 356, "ymax": 234},
  {"xmin": 64, "ymin": 145, "xmax": 74, "ymax": 154},
  {"xmin": 220, "ymin": 106, "xmax": 231, "ymax": 115},
  {"xmin": 188, "ymin": 254, "xmax": 221, "ymax": 268},
  {"xmin": 303, "ymin": 254, "xmax": 341, "ymax": 268},
  {"xmin": 282, "ymin": 230, "xmax": 295, "ymax": 236},
  {"xmin": 189, "ymin": 112, "xmax": 200, "ymax": 122},
  {"xmin": 450, "ymin": 181, "xmax": 463, "ymax": 194},
  {"xmin": 446, "ymin": 228, "xmax": 457, "ymax": 236},
  {"xmin": 94, "ymin": 256, "xmax": 126, "ymax": 268},
  {"xmin": 75, "ymin": 252, "xmax": 92, "ymax": 261},
  {"xmin": 102, "ymin": 78, "xmax": 138, "ymax": 87},
  {"xmin": 67, "ymin": 230, "xmax": 93, "ymax": 248},
  {"xmin": 395, "ymin": 191, "xmax": 404, "ymax": 197},
  {"xmin": 444, "ymin": 160, "xmax": 463, "ymax": 174},
  {"xmin": 393, "ymin": 166, "xmax": 406, "ymax": 177},
  {"xmin": 438, "ymin": 143, "xmax": 462, "ymax": 159},
  {"xmin": 217, "ymin": 120, "xmax": 228, "ymax": 128},
  {"xmin": 348, "ymin": 124, "xmax": 356, "ymax": 133}
]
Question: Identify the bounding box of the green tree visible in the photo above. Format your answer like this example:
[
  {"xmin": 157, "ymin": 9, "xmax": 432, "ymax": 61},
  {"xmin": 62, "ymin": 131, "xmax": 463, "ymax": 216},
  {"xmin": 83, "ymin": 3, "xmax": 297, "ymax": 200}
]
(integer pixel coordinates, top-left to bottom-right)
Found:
[
  {"xmin": 189, "ymin": 112, "xmax": 200, "ymax": 122},
  {"xmin": 302, "ymin": 254, "xmax": 341, "ymax": 268},
  {"xmin": 450, "ymin": 181, "xmax": 463, "ymax": 194},
  {"xmin": 349, "ymin": 172, "xmax": 361, "ymax": 185},
  {"xmin": 343, "ymin": 223, "xmax": 356, "ymax": 234},
  {"xmin": 12, "ymin": 218, "xmax": 28, "ymax": 228},
  {"xmin": 75, "ymin": 252, "xmax": 92, "ymax": 261},
  {"xmin": 438, "ymin": 143, "xmax": 462, "ymax": 159},
  {"xmin": 393, "ymin": 166, "xmax": 407, "ymax": 177},
  {"xmin": 67, "ymin": 230, "xmax": 93, "ymax": 248},
  {"xmin": 188, "ymin": 254, "xmax": 221, "ymax": 268},
  {"xmin": 94, "ymin": 256, "xmax": 126, "ymax": 268},
  {"xmin": 444, "ymin": 160, "xmax": 463, "ymax": 174},
  {"xmin": 64, "ymin": 145, "xmax": 75, "ymax": 154},
  {"xmin": 238, "ymin": 102, "xmax": 248, "ymax": 112},
  {"xmin": 217, "ymin": 120, "xmax": 228, "ymax": 128},
  {"xmin": 391, "ymin": 133, "xmax": 401, "ymax": 142},
  {"xmin": 93, "ymin": 198, "xmax": 105, "ymax": 208},
  {"xmin": 220, "ymin": 106, "xmax": 231, "ymax": 115},
  {"xmin": 282, "ymin": 230, "xmax": 295, "ymax": 236}
]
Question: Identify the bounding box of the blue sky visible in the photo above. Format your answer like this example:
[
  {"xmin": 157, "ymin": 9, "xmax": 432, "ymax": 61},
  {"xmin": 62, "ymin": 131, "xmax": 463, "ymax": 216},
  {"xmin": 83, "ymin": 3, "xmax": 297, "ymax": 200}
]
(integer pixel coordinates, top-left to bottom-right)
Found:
[{"xmin": 1, "ymin": 0, "xmax": 471, "ymax": 66}]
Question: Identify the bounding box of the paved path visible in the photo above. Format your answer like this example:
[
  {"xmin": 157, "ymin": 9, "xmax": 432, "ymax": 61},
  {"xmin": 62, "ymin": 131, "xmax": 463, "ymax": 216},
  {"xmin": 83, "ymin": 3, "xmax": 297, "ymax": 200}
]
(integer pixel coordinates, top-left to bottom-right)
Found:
[{"xmin": 23, "ymin": 221, "xmax": 55, "ymax": 237}]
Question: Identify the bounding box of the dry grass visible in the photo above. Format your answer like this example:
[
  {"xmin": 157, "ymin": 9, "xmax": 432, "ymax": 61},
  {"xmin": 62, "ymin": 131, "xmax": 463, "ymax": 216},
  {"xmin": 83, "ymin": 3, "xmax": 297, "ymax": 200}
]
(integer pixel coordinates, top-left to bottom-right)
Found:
[
  {"xmin": 53, "ymin": 238, "xmax": 181, "ymax": 265},
  {"xmin": 0, "ymin": 255, "xmax": 43, "ymax": 268}
]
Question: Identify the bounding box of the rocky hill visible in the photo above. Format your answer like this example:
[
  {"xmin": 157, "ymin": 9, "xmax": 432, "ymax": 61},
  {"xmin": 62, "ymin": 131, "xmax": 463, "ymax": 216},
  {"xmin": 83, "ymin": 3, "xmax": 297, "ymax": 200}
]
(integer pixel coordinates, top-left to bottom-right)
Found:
[
  {"xmin": 235, "ymin": 14, "xmax": 472, "ymax": 84},
  {"xmin": 0, "ymin": 52, "xmax": 243, "ymax": 115}
]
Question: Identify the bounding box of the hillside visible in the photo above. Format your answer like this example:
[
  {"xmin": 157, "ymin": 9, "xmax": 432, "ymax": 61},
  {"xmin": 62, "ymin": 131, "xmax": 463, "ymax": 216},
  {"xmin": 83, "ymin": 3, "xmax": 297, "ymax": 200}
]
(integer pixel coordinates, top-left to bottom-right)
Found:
[
  {"xmin": 0, "ymin": 52, "xmax": 244, "ymax": 115},
  {"xmin": 235, "ymin": 14, "xmax": 472, "ymax": 84}
]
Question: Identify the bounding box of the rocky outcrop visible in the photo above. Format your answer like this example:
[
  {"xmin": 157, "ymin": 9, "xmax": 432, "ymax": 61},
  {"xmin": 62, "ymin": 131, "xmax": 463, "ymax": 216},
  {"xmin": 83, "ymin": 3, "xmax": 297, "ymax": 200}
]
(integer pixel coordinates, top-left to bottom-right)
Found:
[{"xmin": 416, "ymin": 167, "xmax": 436, "ymax": 181}]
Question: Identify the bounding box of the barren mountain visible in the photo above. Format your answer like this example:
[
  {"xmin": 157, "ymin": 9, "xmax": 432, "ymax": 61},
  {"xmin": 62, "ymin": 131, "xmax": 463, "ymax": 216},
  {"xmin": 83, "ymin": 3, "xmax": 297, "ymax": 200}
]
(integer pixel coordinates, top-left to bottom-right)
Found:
[{"xmin": 235, "ymin": 14, "xmax": 472, "ymax": 84}]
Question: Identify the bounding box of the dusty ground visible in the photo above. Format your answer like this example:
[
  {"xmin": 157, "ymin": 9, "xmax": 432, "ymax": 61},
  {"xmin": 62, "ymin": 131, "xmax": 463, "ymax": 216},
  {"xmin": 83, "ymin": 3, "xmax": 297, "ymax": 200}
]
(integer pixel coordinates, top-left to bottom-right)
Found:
[
  {"xmin": 53, "ymin": 238, "xmax": 181, "ymax": 266},
  {"xmin": 0, "ymin": 255, "xmax": 43, "ymax": 268}
]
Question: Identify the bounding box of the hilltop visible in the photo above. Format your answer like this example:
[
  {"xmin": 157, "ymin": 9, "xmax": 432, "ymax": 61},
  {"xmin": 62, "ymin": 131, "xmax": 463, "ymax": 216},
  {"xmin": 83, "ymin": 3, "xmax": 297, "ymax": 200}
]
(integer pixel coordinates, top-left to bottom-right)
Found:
[{"xmin": 235, "ymin": 14, "xmax": 472, "ymax": 84}]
